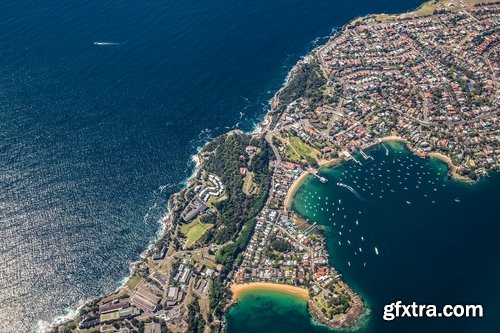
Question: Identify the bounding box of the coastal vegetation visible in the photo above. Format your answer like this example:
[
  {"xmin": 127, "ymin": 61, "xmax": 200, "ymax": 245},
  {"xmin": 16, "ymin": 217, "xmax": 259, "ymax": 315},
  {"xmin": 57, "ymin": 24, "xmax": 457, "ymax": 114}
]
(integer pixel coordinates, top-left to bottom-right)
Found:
[
  {"xmin": 199, "ymin": 133, "xmax": 272, "ymax": 245},
  {"xmin": 179, "ymin": 132, "xmax": 274, "ymax": 323},
  {"xmin": 270, "ymin": 238, "xmax": 291, "ymax": 253},
  {"xmin": 206, "ymin": 192, "xmax": 228, "ymax": 208},
  {"xmin": 312, "ymin": 291, "xmax": 351, "ymax": 318},
  {"xmin": 278, "ymin": 61, "xmax": 332, "ymax": 111},
  {"xmin": 270, "ymin": 58, "xmax": 338, "ymax": 127},
  {"xmin": 187, "ymin": 298, "xmax": 206, "ymax": 333}
]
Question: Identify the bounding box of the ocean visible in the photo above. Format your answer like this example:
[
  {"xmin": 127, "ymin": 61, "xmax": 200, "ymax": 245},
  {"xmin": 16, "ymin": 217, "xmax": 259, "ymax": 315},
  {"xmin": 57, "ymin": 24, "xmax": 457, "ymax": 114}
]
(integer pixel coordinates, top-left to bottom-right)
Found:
[
  {"xmin": 227, "ymin": 142, "xmax": 500, "ymax": 333},
  {"xmin": 0, "ymin": 0, "xmax": 426, "ymax": 332}
]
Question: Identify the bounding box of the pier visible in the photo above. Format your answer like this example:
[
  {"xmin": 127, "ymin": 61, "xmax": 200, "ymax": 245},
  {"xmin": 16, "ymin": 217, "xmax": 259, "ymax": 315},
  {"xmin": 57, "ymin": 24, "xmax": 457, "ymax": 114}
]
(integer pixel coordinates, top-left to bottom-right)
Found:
[
  {"xmin": 310, "ymin": 170, "xmax": 328, "ymax": 183},
  {"xmin": 304, "ymin": 222, "xmax": 318, "ymax": 235},
  {"xmin": 381, "ymin": 143, "xmax": 389, "ymax": 156},
  {"xmin": 342, "ymin": 151, "xmax": 362, "ymax": 165},
  {"xmin": 359, "ymin": 148, "xmax": 373, "ymax": 160},
  {"xmin": 296, "ymin": 220, "xmax": 309, "ymax": 229}
]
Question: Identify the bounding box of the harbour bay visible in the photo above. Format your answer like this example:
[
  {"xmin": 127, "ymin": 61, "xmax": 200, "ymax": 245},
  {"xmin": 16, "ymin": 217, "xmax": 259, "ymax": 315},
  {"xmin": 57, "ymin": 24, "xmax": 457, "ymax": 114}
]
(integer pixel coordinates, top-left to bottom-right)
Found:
[{"xmin": 228, "ymin": 142, "xmax": 500, "ymax": 333}]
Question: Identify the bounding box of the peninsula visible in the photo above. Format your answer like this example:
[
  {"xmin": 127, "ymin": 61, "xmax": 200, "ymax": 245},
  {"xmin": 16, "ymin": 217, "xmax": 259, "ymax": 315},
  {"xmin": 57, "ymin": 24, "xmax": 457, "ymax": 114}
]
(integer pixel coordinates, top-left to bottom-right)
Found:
[{"xmin": 52, "ymin": 0, "xmax": 499, "ymax": 332}]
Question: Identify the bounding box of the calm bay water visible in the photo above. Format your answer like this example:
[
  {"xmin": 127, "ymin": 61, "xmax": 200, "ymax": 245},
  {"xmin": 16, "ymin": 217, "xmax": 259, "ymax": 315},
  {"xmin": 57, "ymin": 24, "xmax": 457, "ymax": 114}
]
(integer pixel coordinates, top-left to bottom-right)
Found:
[
  {"xmin": 228, "ymin": 142, "xmax": 500, "ymax": 333},
  {"xmin": 226, "ymin": 290, "xmax": 329, "ymax": 333},
  {"xmin": 0, "ymin": 0, "xmax": 428, "ymax": 332}
]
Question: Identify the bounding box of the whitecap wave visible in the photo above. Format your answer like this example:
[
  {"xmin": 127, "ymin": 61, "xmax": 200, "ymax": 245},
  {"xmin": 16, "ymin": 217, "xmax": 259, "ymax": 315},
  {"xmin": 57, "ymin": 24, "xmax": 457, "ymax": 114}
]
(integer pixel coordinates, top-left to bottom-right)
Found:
[{"xmin": 36, "ymin": 299, "xmax": 91, "ymax": 333}]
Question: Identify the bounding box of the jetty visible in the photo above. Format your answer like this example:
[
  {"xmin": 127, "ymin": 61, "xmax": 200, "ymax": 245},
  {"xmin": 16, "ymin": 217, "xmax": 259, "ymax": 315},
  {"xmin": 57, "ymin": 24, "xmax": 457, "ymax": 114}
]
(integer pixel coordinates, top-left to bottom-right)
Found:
[
  {"xmin": 342, "ymin": 151, "xmax": 362, "ymax": 165},
  {"xmin": 296, "ymin": 220, "xmax": 309, "ymax": 229},
  {"xmin": 381, "ymin": 143, "xmax": 389, "ymax": 156},
  {"xmin": 310, "ymin": 170, "xmax": 328, "ymax": 183},
  {"xmin": 304, "ymin": 222, "xmax": 318, "ymax": 235},
  {"xmin": 359, "ymin": 148, "xmax": 373, "ymax": 160}
]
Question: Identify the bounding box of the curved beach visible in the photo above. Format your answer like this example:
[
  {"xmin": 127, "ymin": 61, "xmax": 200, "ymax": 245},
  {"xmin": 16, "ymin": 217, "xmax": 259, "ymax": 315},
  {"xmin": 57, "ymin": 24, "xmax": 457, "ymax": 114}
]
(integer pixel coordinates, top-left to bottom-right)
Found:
[
  {"xmin": 380, "ymin": 135, "xmax": 409, "ymax": 143},
  {"xmin": 284, "ymin": 171, "xmax": 310, "ymax": 210},
  {"xmin": 231, "ymin": 283, "xmax": 309, "ymax": 300}
]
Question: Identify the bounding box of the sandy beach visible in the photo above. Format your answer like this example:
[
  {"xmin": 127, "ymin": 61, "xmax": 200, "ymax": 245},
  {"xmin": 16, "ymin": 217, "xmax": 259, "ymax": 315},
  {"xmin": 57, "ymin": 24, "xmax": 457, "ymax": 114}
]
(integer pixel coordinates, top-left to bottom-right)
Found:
[
  {"xmin": 428, "ymin": 151, "xmax": 454, "ymax": 166},
  {"xmin": 427, "ymin": 152, "xmax": 473, "ymax": 182},
  {"xmin": 318, "ymin": 157, "xmax": 342, "ymax": 168},
  {"xmin": 284, "ymin": 171, "xmax": 310, "ymax": 210},
  {"xmin": 380, "ymin": 135, "xmax": 409, "ymax": 143},
  {"xmin": 231, "ymin": 282, "xmax": 309, "ymax": 300}
]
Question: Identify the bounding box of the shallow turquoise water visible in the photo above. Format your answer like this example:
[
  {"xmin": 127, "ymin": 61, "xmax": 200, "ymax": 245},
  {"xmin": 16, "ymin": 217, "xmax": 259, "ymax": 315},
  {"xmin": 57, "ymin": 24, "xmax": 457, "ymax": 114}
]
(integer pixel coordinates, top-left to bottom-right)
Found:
[{"xmin": 227, "ymin": 289, "xmax": 330, "ymax": 333}]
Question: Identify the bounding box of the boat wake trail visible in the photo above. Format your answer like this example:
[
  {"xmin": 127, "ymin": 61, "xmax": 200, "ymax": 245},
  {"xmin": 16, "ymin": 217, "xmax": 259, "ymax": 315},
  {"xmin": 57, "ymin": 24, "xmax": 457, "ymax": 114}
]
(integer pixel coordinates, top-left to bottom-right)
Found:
[
  {"xmin": 93, "ymin": 42, "xmax": 122, "ymax": 46},
  {"xmin": 337, "ymin": 182, "xmax": 365, "ymax": 201}
]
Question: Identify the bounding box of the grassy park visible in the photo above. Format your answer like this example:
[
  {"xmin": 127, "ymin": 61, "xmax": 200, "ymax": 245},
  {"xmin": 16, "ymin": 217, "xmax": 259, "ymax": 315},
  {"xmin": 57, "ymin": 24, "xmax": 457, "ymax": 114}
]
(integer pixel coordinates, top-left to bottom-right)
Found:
[{"xmin": 180, "ymin": 218, "xmax": 213, "ymax": 248}]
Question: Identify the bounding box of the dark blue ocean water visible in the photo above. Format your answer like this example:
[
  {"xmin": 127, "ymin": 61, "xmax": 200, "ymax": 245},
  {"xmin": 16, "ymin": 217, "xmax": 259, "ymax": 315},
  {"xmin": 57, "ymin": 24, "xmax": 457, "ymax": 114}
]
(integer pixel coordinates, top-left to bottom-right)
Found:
[{"xmin": 0, "ymin": 1, "xmax": 424, "ymax": 331}]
